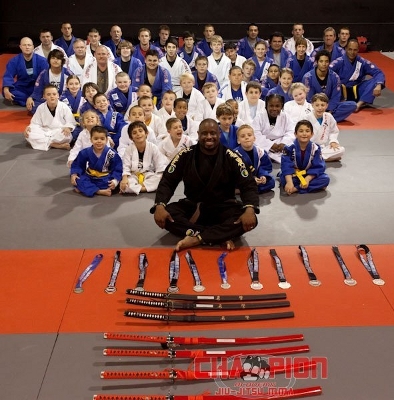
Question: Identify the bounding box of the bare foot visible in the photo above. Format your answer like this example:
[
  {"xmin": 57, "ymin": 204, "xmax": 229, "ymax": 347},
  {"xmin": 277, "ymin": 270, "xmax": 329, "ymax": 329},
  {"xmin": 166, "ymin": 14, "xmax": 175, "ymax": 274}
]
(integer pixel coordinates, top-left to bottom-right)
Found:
[
  {"xmin": 287, "ymin": 187, "xmax": 298, "ymax": 195},
  {"xmin": 73, "ymin": 188, "xmax": 81, "ymax": 194},
  {"xmin": 326, "ymin": 156, "xmax": 342, "ymax": 162},
  {"xmin": 175, "ymin": 235, "xmax": 201, "ymax": 251},
  {"xmin": 51, "ymin": 142, "xmax": 71, "ymax": 150},
  {"xmin": 222, "ymin": 240, "xmax": 235, "ymax": 251},
  {"xmin": 355, "ymin": 101, "xmax": 365, "ymax": 112},
  {"xmin": 96, "ymin": 189, "xmax": 112, "ymax": 196}
]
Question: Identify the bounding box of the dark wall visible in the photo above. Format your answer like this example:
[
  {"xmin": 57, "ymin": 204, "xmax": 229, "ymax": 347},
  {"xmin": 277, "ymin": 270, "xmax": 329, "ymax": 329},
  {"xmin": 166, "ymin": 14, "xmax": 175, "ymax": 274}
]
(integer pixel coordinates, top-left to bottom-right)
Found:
[{"xmin": 1, "ymin": 0, "xmax": 393, "ymax": 52}]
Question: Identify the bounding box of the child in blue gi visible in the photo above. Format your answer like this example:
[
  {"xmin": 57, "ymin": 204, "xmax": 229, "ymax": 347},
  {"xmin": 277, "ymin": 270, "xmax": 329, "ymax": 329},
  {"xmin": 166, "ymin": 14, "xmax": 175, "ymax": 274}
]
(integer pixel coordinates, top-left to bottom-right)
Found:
[
  {"xmin": 234, "ymin": 124, "xmax": 275, "ymax": 193},
  {"xmin": 107, "ymin": 71, "xmax": 135, "ymax": 114},
  {"xmin": 267, "ymin": 68, "xmax": 293, "ymax": 103},
  {"xmin": 79, "ymin": 82, "xmax": 100, "ymax": 114},
  {"xmin": 60, "ymin": 75, "xmax": 84, "ymax": 141},
  {"xmin": 93, "ymin": 93, "xmax": 127, "ymax": 149},
  {"xmin": 216, "ymin": 103, "xmax": 238, "ymax": 149},
  {"xmin": 280, "ymin": 119, "xmax": 330, "ymax": 195},
  {"xmin": 261, "ymin": 64, "xmax": 280, "ymax": 100},
  {"xmin": 192, "ymin": 55, "xmax": 220, "ymax": 93},
  {"xmin": 70, "ymin": 125, "xmax": 122, "ymax": 197}
]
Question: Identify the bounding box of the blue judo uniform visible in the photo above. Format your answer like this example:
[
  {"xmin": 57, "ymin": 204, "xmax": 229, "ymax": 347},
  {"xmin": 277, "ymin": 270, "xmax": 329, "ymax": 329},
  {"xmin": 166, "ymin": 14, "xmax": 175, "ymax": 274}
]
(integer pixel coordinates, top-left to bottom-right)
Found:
[
  {"xmin": 196, "ymin": 39, "xmax": 212, "ymax": 56},
  {"xmin": 237, "ymin": 37, "xmax": 265, "ymax": 60},
  {"xmin": 70, "ymin": 146, "xmax": 123, "ymax": 197},
  {"xmin": 192, "ymin": 70, "xmax": 220, "ymax": 92},
  {"xmin": 250, "ymin": 55, "xmax": 274, "ymax": 82},
  {"xmin": 31, "ymin": 67, "xmax": 72, "ymax": 113},
  {"xmin": 2, "ymin": 53, "xmax": 48, "ymax": 106},
  {"xmin": 235, "ymin": 145, "xmax": 275, "ymax": 193},
  {"xmin": 60, "ymin": 89, "xmax": 84, "ymax": 140},
  {"xmin": 265, "ymin": 48, "xmax": 292, "ymax": 68},
  {"xmin": 330, "ymin": 54, "xmax": 386, "ymax": 105},
  {"xmin": 288, "ymin": 56, "xmax": 314, "ymax": 83},
  {"xmin": 113, "ymin": 56, "xmax": 142, "ymax": 81},
  {"xmin": 132, "ymin": 64, "xmax": 172, "ymax": 107},
  {"xmin": 280, "ymin": 140, "xmax": 330, "ymax": 194},
  {"xmin": 302, "ymin": 67, "xmax": 356, "ymax": 122},
  {"xmin": 310, "ymin": 43, "xmax": 345, "ymax": 63},
  {"xmin": 267, "ymin": 85, "xmax": 293, "ymax": 103},
  {"xmin": 97, "ymin": 108, "xmax": 127, "ymax": 149},
  {"xmin": 133, "ymin": 44, "xmax": 164, "ymax": 65},
  {"xmin": 178, "ymin": 46, "xmax": 205, "ymax": 71},
  {"xmin": 219, "ymin": 125, "xmax": 238, "ymax": 150},
  {"xmin": 107, "ymin": 87, "xmax": 136, "ymax": 114},
  {"xmin": 54, "ymin": 36, "xmax": 76, "ymax": 57}
]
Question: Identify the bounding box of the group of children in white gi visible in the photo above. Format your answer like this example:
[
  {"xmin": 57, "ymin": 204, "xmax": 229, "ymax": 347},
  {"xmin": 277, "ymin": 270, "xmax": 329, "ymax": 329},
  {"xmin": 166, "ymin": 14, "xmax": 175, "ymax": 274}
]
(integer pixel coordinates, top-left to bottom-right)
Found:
[{"xmin": 23, "ymin": 44, "xmax": 344, "ymax": 196}]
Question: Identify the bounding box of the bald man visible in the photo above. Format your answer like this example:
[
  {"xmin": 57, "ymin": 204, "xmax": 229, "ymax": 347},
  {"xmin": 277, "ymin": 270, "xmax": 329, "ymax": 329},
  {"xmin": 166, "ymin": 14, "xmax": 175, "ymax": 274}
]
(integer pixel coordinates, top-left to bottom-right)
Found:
[
  {"xmin": 104, "ymin": 25, "xmax": 125, "ymax": 57},
  {"xmin": 2, "ymin": 37, "xmax": 48, "ymax": 106}
]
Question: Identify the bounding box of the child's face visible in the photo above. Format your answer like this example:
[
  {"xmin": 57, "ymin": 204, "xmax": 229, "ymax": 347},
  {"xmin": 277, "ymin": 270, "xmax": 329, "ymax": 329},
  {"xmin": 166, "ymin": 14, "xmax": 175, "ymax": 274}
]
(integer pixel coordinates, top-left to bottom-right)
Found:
[
  {"xmin": 129, "ymin": 107, "xmax": 145, "ymax": 122},
  {"xmin": 218, "ymin": 114, "xmax": 234, "ymax": 131},
  {"xmin": 137, "ymin": 86, "xmax": 152, "ymax": 98},
  {"xmin": 84, "ymin": 86, "xmax": 98, "ymax": 103},
  {"xmin": 296, "ymin": 44, "xmax": 307, "ymax": 58},
  {"xmin": 279, "ymin": 73, "xmax": 293, "ymax": 90},
  {"xmin": 174, "ymin": 102, "xmax": 188, "ymax": 119},
  {"xmin": 120, "ymin": 46, "xmax": 132, "ymax": 58},
  {"xmin": 295, "ymin": 123, "xmax": 313, "ymax": 145},
  {"xmin": 266, "ymin": 97, "xmax": 283, "ymax": 118},
  {"xmin": 82, "ymin": 112, "xmax": 100, "ymax": 129},
  {"xmin": 292, "ymin": 88, "xmax": 307, "ymax": 105},
  {"xmin": 43, "ymin": 88, "xmax": 59, "ymax": 106},
  {"xmin": 67, "ymin": 78, "xmax": 81, "ymax": 95},
  {"xmin": 228, "ymin": 102, "xmax": 239, "ymax": 117},
  {"xmin": 254, "ymin": 43, "xmax": 267, "ymax": 59},
  {"xmin": 225, "ymin": 48, "xmax": 237, "ymax": 61},
  {"xmin": 229, "ymin": 69, "xmax": 243, "ymax": 86},
  {"xmin": 139, "ymin": 99, "xmax": 154, "ymax": 115},
  {"xmin": 237, "ymin": 127, "xmax": 255, "ymax": 150},
  {"xmin": 203, "ymin": 86, "xmax": 218, "ymax": 103},
  {"xmin": 49, "ymin": 56, "xmax": 63, "ymax": 69},
  {"xmin": 312, "ymin": 99, "xmax": 328, "ymax": 117},
  {"xmin": 195, "ymin": 60, "xmax": 208, "ymax": 74},
  {"xmin": 210, "ymin": 41, "xmax": 223, "ymax": 54},
  {"xmin": 268, "ymin": 66, "xmax": 280, "ymax": 81},
  {"xmin": 246, "ymin": 88, "xmax": 261, "ymax": 104},
  {"xmin": 116, "ymin": 76, "xmax": 131, "ymax": 92},
  {"xmin": 168, "ymin": 121, "xmax": 183, "ymax": 140},
  {"xmin": 131, "ymin": 126, "xmax": 148, "ymax": 144},
  {"xmin": 180, "ymin": 78, "xmax": 194, "ymax": 93},
  {"xmin": 162, "ymin": 94, "xmax": 176, "ymax": 110},
  {"xmin": 242, "ymin": 64, "xmax": 255, "ymax": 79},
  {"xmin": 94, "ymin": 96, "xmax": 109, "ymax": 113},
  {"xmin": 91, "ymin": 131, "xmax": 107, "ymax": 151}
]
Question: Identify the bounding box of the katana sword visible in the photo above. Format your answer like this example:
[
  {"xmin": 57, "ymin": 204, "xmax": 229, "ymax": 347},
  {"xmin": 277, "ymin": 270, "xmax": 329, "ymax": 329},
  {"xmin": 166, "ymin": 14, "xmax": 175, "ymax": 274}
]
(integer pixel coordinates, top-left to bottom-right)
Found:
[
  {"xmin": 102, "ymin": 332, "xmax": 305, "ymax": 347},
  {"xmin": 103, "ymin": 344, "xmax": 310, "ymax": 358},
  {"xmin": 123, "ymin": 310, "xmax": 294, "ymax": 322},
  {"xmin": 101, "ymin": 361, "xmax": 316, "ymax": 380},
  {"xmin": 125, "ymin": 289, "xmax": 287, "ymax": 302},
  {"xmin": 125, "ymin": 297, "xmax": 290, "ymax": 310},
  {"xmin": 93, "ymin": 386, "xmax": 323, "ymax": 400}
]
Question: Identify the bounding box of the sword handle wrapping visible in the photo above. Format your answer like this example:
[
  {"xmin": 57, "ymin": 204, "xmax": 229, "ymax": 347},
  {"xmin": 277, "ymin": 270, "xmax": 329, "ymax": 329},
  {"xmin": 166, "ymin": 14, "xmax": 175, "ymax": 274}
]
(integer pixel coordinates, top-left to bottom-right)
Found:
[
  {"xmin": 100, "ymin": 370, "xmax": 171, "ymax": 380},
  {"xmin": 103, "ymin": 348, "xmax": 169, "ymax": 357},
  {"xmin": 94, "ymin": 396, "xmax": 168, "ymax": 400}
]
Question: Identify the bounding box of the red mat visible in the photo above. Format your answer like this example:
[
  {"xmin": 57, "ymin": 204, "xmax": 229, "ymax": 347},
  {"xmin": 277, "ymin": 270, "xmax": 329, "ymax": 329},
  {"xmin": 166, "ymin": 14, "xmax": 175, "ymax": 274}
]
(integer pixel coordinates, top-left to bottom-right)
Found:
[
  {"xmin": 1, "ymin": 246, "xmax": 393, "ymax": 334},
  {"xmin": 0, "ymin": 110, "xmax": 31, "ymax": 133}
]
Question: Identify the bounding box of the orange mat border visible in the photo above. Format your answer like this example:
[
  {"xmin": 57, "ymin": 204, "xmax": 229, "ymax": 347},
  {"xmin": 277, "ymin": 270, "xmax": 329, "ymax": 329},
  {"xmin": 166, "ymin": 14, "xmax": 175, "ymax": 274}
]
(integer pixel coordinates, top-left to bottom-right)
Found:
[{"xmin": 0, "ymin": 245, "xmax": 393, "ymax": 334}]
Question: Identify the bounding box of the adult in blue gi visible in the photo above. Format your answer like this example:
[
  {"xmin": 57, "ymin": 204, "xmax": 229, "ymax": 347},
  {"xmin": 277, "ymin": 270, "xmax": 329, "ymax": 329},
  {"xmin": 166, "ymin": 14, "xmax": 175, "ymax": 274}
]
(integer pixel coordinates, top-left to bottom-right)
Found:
[
  {"xmin": 54, "ymin": 23, "xmax": 76, "ymax": 57},
  {"xmin": 104, "ymin": 25, "xmax": 125, "ymax": 58},
  {"xmin": 310, "ymin": 27, "xmax": 345, "ymax": 62},
  {"xmin": 133, "ymin": 28, "xmax": 164, "ymax": 65},
  {"xmin": 266, "ymin": 32, "xmax": 292, "ymax": 68},
  {"xmin": 2, "ymin": 37, "xmax": 48, "ymax": 106},
  {"xmin": 237, "ymin": 23, "xmax": 264, "ymax": 60},
  {"xmin": 196, "ymin": 24, "xmax": 215, "ymax": 56},
  {"xmin": 330, "ymin": 39, "xmax": 385, "ymax": 111},
  {"xmin": 302, "ymin": 50, "xmax": 357, "ymax": 122}
]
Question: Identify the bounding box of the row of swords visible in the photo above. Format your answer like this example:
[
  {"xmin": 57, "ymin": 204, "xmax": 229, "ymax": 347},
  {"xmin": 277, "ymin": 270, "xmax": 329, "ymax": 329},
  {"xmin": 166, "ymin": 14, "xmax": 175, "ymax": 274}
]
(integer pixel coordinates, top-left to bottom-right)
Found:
[
  {"xmin": 93, "ymin": 332, "xmax": 323, "ymax": 399},
  {"xmin": 73, "ymin": 244, "xmax": 385, "ymax": 294}
]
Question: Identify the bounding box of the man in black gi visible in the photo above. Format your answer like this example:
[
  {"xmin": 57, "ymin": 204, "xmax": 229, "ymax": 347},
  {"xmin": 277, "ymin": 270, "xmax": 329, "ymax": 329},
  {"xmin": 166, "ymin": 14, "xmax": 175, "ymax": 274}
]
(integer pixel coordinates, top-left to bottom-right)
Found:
[{"xmin": 151, "ymin": 118, "xmax": 260, "ymax": 251}]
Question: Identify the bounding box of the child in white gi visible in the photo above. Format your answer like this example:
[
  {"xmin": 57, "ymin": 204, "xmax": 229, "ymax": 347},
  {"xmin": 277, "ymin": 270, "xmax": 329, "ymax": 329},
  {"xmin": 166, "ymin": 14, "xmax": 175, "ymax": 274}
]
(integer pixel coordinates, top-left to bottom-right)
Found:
[
  {"xmin": 24, "ymin": 84, "xmax": 76, "ymax": 151},
  {"xmin": 158, "ymin": 117, "xmax": 194, "ymax": 162},
  {"xmin": 120, "ymin": 121, "xmax": 168, "ymax": 195},
  {"xmin": 156, "ymin": 90, "xmax": 176, "ymax": 124},
  {"xmin": 237, "ymin": 81, "xmax": 265, "ymax": 125},
  {"xmin": 284, "ymin": 82, "xmax": 313, "ymax": 124},
  {"xmin": 175, "ymin": 73, "xmax": 204, "ymax": 120},
  {"xmin": 195, "ymin": 82, "xmax": 224, "ymax": 121}
]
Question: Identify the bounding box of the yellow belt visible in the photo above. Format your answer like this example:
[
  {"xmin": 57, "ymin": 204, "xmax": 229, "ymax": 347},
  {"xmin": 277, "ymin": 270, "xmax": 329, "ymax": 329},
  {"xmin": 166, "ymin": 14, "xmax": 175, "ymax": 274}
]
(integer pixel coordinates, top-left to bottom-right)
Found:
[
  {"xmin": 136, "ymin": 172, "xmax": 145, "ymax": 184},
  {"xmin": 293, "ymin": 169, "xmax": 307, "ymax": 185},
  {"xmin": 87, "ymin": 168, "xmax": 109, "ymax": 178}
]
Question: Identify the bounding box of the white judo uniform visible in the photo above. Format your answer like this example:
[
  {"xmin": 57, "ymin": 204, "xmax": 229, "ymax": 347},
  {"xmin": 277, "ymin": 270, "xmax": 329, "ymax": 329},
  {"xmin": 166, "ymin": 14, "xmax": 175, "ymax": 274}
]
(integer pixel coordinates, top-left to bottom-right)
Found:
[
  {"xmin": 122, "ymin": 141, "xmax": 168, "ymax": 194},
  {"xmin": 305, "ymin": 112, "xmax": 345, "ymax": 160},
  {"xmin": 207, "ymin": 54, "xmax": 231, "ymax": 89},
  {"xmin": 283, "ymin": 37, "xmax": 314, "ymax": 56},
  {"xmin": 283, "ymin": 100, "xmax": 313, "ymax": 124},
  {"xmin": 26, "ymin": 101, "xmax": 76, "ymax": 151},
  {"xmin": 195, "ymin": 98, "xmax": 225, "ymax": 122},
  {"xmin": 237, "ymin": 99, "xmax": 266, "ymax": 125},
  {"xmin": 179, "ymin": 115, "xmax": 199, "ymax": 143},
  {"xmin": 146, "ymin": 113, "xmax": 168, "ymax": 141},
  {"xmin": 156, "ymin": 107, "xmax": 175, "ymax": 124},
  {"xmin": 85, "ymin": 44, "xmax": 114, "ymax": 61},
  {"xmin": 158, "ymin": 134, "xmax": 194, "ymax": 162},
  {"xmin": 117, "ymin": 124, "xmax": 157, "ymax": 159},
  {"xmin": 251, "ymin": 110, "xmax": 295, "ymax": 163},
  {"xmin": 81, "ymin": 60, "xmax": 122, "ymax": 95},
  {"xmin": 175, "ymin": 88, "xmax": 205, "ymax": 120},
  {"xmin": 159, "ymin": 56, "xmax": 191, "ymax": 91},
  {"xmin": 66, "ymin": 53, "xmax": 95, "ymax": 80},
  {"xmin": 34, "ymin": 43, "xmax": 68, "ymax": 60}
]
